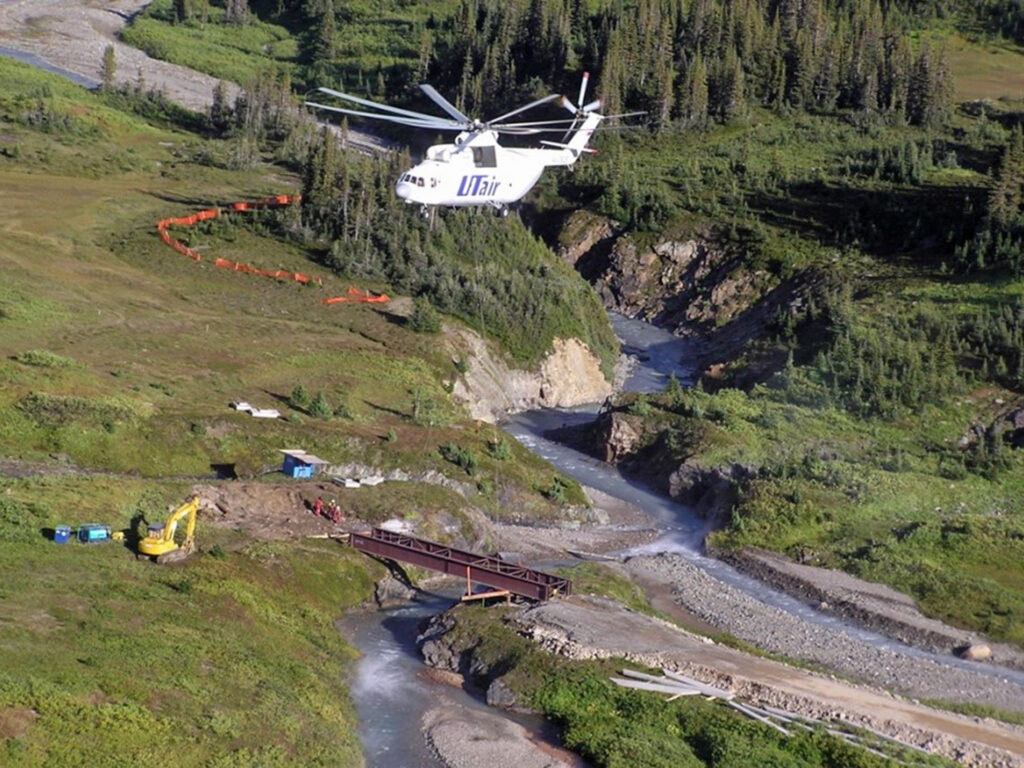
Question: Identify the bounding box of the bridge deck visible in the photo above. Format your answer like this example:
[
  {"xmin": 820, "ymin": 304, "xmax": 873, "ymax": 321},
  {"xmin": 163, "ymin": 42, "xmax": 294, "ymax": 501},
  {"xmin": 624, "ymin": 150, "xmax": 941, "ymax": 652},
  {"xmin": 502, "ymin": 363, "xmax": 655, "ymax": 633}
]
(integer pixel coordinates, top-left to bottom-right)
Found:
[{"xmin": 350, "ymin": 527, "xmax": 571, "ymax": 601}]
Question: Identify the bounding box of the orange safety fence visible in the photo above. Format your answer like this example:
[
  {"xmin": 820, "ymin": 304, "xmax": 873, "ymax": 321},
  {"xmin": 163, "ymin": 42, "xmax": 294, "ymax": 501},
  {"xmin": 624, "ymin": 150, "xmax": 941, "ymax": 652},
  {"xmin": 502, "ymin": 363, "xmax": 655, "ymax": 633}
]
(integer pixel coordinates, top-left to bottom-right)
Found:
[
  {"xmin": 155, "ymin": 196, "xmax": 389, "ymax": 306},
  {"xmin": 156, "ymin": 195, "xmax": 320, "ymax": 285},
  {"xmin": 321, "ymin": 286, "xmax": 391, "ymax": 305}
]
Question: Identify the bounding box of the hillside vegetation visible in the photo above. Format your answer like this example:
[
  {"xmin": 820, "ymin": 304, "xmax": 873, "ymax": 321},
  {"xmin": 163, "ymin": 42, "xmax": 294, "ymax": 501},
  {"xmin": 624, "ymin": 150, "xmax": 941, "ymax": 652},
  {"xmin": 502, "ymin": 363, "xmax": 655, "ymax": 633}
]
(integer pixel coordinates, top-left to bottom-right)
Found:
[{"xmin": 0, "ymin": 52, "xmax": 600, "ymax": 764}]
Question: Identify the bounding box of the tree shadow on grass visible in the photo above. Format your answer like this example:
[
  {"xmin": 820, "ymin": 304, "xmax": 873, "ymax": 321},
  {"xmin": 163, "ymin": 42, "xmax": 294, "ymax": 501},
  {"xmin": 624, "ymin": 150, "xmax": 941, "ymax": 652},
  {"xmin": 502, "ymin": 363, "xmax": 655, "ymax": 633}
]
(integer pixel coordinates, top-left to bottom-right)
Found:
[{"xmin": 746, "ymin": 180, "xmax": 987, "ymax": 258}]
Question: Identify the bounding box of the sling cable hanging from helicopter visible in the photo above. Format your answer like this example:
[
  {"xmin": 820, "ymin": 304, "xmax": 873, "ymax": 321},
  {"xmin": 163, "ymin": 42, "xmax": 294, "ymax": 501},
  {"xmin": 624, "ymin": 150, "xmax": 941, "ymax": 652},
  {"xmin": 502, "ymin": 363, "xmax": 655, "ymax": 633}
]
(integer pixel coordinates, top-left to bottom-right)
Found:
[{"xmin": 155, "ymin": 195, "xmax": 389, "ymax": 306}]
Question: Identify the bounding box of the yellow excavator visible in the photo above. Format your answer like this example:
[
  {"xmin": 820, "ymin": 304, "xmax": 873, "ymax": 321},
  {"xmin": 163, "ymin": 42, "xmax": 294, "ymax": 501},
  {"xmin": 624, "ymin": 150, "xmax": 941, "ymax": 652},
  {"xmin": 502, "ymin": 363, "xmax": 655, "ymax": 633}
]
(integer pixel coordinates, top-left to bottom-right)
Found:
[{"xmin": 139, "ymin": 497, "xmax": 200, "ymax": 564}]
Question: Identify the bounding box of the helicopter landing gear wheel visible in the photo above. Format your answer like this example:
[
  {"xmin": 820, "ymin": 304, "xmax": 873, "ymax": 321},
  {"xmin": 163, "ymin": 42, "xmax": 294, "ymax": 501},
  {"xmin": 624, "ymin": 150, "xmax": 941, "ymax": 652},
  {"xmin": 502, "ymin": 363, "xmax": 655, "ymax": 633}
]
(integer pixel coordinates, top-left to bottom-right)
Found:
[
  {"xmin": 419, "ymin": 205, "xmax": 430, "ymax": 220},
  {"xmin": 497, "ymin": 206, "xmax": 509, "ymax": 218}
]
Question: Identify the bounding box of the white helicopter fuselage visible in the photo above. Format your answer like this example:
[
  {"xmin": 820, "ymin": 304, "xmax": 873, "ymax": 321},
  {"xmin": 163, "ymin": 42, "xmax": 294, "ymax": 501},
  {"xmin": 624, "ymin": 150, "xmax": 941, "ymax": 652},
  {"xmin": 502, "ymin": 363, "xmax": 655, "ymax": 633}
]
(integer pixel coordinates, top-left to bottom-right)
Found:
[
  {"xmin": 395, "ymin": 116, "xmax": 600, "ymax": 208},
  {"xmin": 305, "ymin": 79, "xmax": 610, "ymax": 210}
]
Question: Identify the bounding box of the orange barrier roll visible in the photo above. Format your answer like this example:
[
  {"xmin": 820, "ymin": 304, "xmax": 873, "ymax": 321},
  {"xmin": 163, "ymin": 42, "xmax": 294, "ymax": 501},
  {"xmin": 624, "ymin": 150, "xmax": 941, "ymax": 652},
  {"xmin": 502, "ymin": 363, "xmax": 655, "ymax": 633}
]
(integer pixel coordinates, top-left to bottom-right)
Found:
[
  {"xmin": 155, "ymin": 194, "xmax": 393, "ymax": 299},
  {"xmin": 321, "ymin": 287, "xmax": 390, "ymax": 305}
]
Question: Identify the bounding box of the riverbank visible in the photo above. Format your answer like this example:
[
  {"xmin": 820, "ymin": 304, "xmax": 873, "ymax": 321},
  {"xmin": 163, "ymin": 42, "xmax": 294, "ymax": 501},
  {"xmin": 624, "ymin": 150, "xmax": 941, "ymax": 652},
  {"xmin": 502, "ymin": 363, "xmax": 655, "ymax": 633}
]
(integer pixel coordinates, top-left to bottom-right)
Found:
[
  {"xmin": 622, "ymin": 553, "xmax": 1024, "ymax": 710},
  {"xmin": 0, "ymin": 0, "xmax": 236, "ymax": 109},
  {"xmin": 721, "ymin": 545, "xmax": 1024, "ymax": 671},
  {"xmin": 422, "ymin": 705, "xmax": 582, "ymax": 768}
]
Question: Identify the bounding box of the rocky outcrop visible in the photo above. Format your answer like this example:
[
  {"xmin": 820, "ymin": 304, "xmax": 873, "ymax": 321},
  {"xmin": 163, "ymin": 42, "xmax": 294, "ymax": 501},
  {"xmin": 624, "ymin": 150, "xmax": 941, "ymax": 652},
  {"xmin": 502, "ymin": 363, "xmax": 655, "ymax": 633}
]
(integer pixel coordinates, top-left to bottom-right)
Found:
[
  {"xmin": 959, "ymin": 404, "xmax": 1024, "ymax": 451},
  {"xmin": 449, "ymin": 328, "xmax": 611, "ymax": 423},
  {"xmin": 419, "ymin": 610, "xmax": 462, "ymax": 672},
  {"xmin": 587, "ymin": 409, "xmax": 749, "ymax": 526},
  {"xmin": 373, "ymin": 573, "xmax": 416, "ymax": 608},
  {"xmin": 668, "ymin": 461, "xmax": 754, "ymax": 525},
  {"xmin": 554, "ymin": 214, "xmax": 820, "ymax": 388},
  {"xmin": 582, "ymin": 229, "xmax": 774, "ymax": 335},
  {"xmin": 556, "ymin": 209, "xmax": 614, "ymax": 270},
  {"xmin": 598, "ymin": 412, "xmax": 642, "ymax": 463}
]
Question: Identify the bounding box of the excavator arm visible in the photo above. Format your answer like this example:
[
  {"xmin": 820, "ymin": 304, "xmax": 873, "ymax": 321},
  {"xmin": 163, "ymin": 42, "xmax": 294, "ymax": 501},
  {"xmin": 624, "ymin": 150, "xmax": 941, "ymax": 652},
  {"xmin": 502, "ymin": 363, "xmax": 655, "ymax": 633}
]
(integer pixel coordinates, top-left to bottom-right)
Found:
[{"xmin": 163, "ymin": 498, "xmax": 199, "ymax": 546}]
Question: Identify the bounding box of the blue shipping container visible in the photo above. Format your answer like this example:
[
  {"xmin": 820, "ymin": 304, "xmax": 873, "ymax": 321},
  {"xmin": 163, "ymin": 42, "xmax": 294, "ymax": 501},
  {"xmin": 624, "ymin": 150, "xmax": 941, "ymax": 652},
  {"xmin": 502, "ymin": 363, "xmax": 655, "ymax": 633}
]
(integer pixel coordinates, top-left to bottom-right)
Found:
[{"xmin": 54, "ymin": 526, "xmax": 72, "ymax": 544}]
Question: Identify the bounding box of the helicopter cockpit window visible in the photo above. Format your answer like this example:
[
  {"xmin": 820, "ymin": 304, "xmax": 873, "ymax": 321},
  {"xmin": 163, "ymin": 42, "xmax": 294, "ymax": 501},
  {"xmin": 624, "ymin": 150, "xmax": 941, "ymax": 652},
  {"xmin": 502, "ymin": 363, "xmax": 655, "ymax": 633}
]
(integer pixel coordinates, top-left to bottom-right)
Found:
[{"xmin": 472, "ymin": 146, "xmax": 497, "ymax": 168}]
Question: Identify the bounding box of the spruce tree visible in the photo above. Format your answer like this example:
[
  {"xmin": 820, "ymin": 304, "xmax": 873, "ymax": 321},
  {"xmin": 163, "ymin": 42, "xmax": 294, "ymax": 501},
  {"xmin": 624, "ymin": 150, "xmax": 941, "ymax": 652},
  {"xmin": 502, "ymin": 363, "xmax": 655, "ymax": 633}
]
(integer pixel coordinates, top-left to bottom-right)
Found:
[{"xmin": 101, "ymin": 45, "xmax": 116, "ymax": 91}]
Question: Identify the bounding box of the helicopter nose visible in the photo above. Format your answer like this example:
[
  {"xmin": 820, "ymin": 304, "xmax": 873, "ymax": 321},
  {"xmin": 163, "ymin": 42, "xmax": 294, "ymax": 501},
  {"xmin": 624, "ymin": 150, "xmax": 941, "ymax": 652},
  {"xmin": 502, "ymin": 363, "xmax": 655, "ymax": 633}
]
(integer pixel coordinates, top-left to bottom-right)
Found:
[{"xmin": 395, "ymin": 179, "xmax": 412, "ymax": 200}]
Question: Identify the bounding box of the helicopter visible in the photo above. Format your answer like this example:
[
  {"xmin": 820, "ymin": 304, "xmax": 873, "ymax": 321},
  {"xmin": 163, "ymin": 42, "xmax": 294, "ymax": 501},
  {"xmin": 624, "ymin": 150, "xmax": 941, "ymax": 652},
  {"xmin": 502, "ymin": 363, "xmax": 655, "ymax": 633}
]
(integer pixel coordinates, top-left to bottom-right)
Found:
[{"xmin": 305, "ymin": 73, "xmax": 637, "ymax": 216}]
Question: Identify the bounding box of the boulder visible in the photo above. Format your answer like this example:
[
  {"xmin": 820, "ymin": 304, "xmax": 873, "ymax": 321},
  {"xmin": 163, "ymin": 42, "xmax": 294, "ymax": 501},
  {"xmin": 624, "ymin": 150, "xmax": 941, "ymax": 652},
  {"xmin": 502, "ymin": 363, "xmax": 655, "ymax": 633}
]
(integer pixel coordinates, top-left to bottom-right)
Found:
[
  {"xmin": 957, "ymin": 644, "xmax": 992, "ymax": 661},
  {"xmin": 373, "ymin": 574, "xmax": 415, "ymax": 609},
  {"xmin": 601, "ymin": 412, "xmax": 642, "ymax": 463},
  {"xmin": 485, "ymin": 676, "xmax": 520, "ymax": 709}
]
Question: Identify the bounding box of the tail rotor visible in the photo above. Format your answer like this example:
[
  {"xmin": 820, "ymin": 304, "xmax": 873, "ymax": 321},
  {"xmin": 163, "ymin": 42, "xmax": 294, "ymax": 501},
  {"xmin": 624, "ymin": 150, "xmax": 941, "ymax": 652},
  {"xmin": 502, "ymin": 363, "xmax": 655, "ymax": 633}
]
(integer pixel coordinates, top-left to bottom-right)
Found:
[{"xmin": 560, "ymin": 72, "xmax": 602, "ymax": 141}]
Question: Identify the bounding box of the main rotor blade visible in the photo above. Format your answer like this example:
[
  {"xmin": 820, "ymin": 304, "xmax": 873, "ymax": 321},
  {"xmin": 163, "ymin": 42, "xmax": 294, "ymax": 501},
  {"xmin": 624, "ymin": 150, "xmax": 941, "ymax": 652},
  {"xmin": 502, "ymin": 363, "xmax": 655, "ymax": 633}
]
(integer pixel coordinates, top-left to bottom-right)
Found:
[
  {"xmin": 492, "ymin": 127, "xmax": 544, "ymax": 135},
  {"xmin": 502, "ymin": 125, "xmax": 646, "ymax": 133},
  {"xmin": 487, "ymin": 94, "xmax": 561, "ymax": 125},
  {"xmin": 499, "ymin": 118, "xmax": 586, "ymax": 128},
  {"xmin": 603, "ymin": 110, "xmax": 648, "ymax": 119},
  {"xmin": 304, "ymin": 102, "xmax": 464, "ymax": 130},
  {"xmin": 419, "ymin": 84, "xmax": 470, "ymax": 123},
  {"xmin": 316, "ymin": 87, "xmax": 447, "ymax": 123}
]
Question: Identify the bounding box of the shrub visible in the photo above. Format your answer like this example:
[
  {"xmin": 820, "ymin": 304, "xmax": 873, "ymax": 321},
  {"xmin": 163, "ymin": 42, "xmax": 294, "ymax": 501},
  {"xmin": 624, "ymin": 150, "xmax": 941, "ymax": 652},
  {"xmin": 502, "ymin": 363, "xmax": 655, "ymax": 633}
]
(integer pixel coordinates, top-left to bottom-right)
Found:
[
  {"xmin": 12, "ymin": 350, "xmax": 77, "ymax": 368},
  {"xmin": 440, "ymin": 442, "xmax": 477, "ymax": 475},
  {"xmin": 308, "ymin": 391, "xmax": 333, "ymax": 420},
  {"xmin": 488, "ymin": 437, "xmax": 512, "ymax": 461},
  {"xmin": 544, "ymin": 476, "xmax": 571, "ymax": 503},
  {"xmin": 289, "ymin": 384, "xmax": 310, "ymax": 410},
  {"xmin": 0, "ymin": 499, "xmax": 45, "ymax": 543},
  {"xmin": 408, "ymin": 297, "xmax": 443, "ymax": 334},
  {"xmin": 629, "ymin": 395, "xmax": 652, "ymax": 416}
]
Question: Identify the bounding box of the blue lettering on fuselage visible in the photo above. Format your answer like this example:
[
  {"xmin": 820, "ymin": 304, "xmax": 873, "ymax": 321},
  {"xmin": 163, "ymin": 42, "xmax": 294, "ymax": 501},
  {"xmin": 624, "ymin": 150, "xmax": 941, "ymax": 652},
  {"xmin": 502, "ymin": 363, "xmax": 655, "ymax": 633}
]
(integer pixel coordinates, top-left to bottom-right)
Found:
[{"xmin": 456, "ymin": 175, "xmax": 501, "ymax": 197}]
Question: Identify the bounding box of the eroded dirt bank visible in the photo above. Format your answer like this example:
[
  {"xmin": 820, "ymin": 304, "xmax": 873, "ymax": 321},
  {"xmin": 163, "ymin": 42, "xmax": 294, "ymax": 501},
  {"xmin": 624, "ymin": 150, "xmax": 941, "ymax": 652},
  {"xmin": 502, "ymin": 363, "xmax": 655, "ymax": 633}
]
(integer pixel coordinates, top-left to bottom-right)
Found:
[{"xmin": 721, "ymin": 546, "xmax": 1024, "ymax": 671}]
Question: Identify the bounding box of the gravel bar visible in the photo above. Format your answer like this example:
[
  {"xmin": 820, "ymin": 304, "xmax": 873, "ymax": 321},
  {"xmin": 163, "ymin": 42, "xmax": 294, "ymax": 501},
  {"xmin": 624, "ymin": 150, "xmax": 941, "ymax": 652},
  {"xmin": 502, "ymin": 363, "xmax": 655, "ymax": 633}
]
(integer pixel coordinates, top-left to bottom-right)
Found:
[{"xmin": 625, "ymin": 552, "xmax": 1024, "ymax": 712}]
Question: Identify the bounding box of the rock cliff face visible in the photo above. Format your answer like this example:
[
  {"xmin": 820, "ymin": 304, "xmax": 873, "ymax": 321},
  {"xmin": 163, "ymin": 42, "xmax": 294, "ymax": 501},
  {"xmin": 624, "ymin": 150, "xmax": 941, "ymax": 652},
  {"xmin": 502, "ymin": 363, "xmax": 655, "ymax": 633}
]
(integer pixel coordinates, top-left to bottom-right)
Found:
[
  {"xmin": 449, "ymin": 328, "xmax": 611, "ymax": 423},
  {"xmin": 555, "ymin": 211, "xmax": 816, "ymax": 389},
  {"xmin": 557, "ymin": 213, "xmax": 775, "ymax": 337},
  {"xmin": 582, "ymin": 407, "xmax": 754, "ymax": 528}
]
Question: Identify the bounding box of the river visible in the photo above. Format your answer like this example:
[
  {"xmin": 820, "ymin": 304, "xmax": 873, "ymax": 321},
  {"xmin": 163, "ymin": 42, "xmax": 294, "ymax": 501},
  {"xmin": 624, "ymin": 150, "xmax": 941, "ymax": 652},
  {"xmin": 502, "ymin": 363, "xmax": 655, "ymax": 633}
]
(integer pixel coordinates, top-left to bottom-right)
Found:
[{"xmin": 506, "ymin": 313, "xmax": 1024, "ymax": 687}]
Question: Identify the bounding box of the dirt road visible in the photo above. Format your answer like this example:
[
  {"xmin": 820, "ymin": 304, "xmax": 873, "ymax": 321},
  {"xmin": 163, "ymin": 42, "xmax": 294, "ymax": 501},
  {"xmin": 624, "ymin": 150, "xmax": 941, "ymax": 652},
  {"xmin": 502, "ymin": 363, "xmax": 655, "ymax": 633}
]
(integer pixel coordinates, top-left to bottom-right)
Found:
[
  {"xmin": 0, "ymin": 0, "xmax": 238, "ymax": 110},
  {"xmin": 515, "ymin": 596, "xmax": 1024, "ymax": 768},
  {"xmin": 0, "ymin": 0, "xmax": 392, "ymax": 152}
]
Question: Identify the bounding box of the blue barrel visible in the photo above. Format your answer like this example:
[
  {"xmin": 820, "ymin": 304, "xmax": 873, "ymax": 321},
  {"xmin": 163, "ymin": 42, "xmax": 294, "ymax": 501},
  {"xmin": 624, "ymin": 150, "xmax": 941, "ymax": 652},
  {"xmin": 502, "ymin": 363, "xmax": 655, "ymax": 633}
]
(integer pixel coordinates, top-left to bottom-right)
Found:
[{"xmin": 54, "ymin": 526, "xmax": 72, "ymax": 544}]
